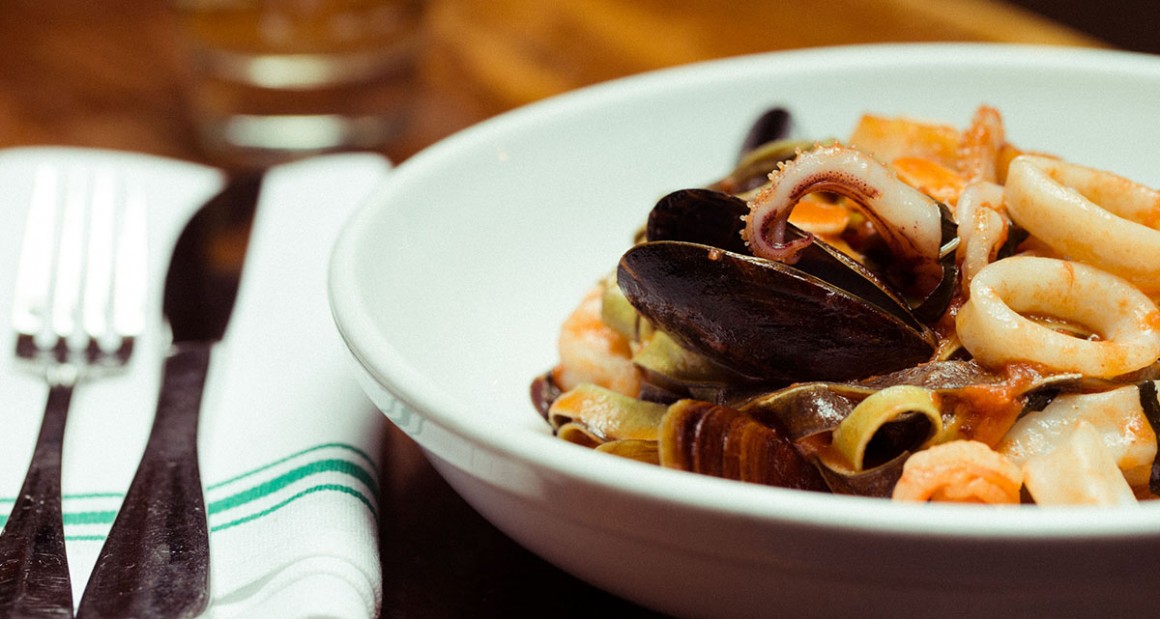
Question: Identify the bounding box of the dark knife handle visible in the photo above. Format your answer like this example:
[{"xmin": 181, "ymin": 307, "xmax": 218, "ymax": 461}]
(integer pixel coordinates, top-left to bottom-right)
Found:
[{"xmin": 76, "ymin": 343, "xmax": 213, "ymax": 619}]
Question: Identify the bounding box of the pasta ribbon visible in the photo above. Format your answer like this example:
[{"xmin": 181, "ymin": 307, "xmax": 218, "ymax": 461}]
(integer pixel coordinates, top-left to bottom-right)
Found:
[
  {"xmin": 548, "ymin": 383, "xmax": 667, "ymax": 446},
  {"xmin": 831, "ymin": 385, "xmax": 946, "ymax": 472}
]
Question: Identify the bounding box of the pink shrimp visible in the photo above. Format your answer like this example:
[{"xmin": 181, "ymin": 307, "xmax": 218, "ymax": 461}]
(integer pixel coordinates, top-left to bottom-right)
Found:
[
  {"xmin": 551, "ymin": 284, "xmax": 641, "ymax": 397},
  {"xmin": 892, "ymin": 440, "xmax": 1023, "ymax": 504}
]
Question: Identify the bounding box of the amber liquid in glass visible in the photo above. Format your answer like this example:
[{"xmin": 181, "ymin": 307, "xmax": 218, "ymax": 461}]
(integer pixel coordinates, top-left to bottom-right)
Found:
[{"xmin": 174, "ymin": 0, "xmax": 424, "ymax": 163}]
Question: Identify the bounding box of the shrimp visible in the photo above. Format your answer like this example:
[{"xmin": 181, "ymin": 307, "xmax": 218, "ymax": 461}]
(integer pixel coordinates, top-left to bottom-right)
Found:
[
  {"xmin": 551, "ymin": 284, "xmax": 642, "ymax": 397},
  {"xmin": 892, "ymin": 440, "xmax": 1023, "ymax": 504},
  {"xmin": 847, "ymin": 113, "xmax": 961, "ymax": 169},
  {"xmin": 957, "ymin": 105, "xmax": 1006, "ymax": 184},
  {"xmin": 891, "ymin": 156, "xmax": 966, "ymax": 207}
]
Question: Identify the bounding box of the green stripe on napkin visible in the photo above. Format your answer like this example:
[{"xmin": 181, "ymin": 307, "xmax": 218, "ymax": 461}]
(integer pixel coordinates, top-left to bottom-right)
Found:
[{"xmin": 0, "ymin": 442, "xmax": 378, "ymax": 541}]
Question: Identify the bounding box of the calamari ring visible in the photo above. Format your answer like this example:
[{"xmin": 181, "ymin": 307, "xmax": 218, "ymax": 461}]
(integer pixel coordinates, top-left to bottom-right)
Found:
[
  {"xmin": 956, "ymin": 255, "xmax": 1160, "ymax": 378},
  {"xmin": 1005, "ymin": 155, "xmax": 1160, "ymax": 292}
]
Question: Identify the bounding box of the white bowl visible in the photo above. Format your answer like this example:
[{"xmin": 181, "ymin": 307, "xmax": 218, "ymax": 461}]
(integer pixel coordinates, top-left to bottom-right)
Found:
[{"xmin": 329, "ymin": 44, "xmax": 1160, "ymax": 618}]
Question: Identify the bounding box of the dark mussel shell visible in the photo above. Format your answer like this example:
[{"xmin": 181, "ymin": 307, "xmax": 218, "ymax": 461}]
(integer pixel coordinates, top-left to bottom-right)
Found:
[
  {"xmin": 617, "ymin": 240, "xmax": 937, "ymax": 383},
  {"xmin": 737, "ymin": 107, "xmax": 794, "ymax": 159},
  {"xmin": 646, "ymin": 188, "xmax": 749, "ymax": 254},
  {"xmin": 645, "ymin": 189, "xmax": 927, "ymax": 333}
]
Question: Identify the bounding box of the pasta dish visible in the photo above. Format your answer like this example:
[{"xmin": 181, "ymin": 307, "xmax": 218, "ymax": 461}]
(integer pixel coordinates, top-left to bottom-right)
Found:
[{"xmin": 530, "ymin": 106, "xmax": 1160, "ymax": 506}]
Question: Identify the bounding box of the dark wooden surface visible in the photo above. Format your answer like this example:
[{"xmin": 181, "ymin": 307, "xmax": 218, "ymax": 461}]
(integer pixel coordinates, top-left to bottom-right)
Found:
[{"xmin": 0, "ymin": 1, "xmax": 1149, "ymax": 616}]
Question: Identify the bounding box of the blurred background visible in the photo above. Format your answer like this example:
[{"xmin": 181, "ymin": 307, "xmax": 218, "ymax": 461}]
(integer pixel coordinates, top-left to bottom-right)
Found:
[
  {"xmin": 1008, "ymin": 0, "xmax": 1158, "ymax": 54},
  {"xmin": 1, "ymin": 0, "xmax": 1155, "ymax": 171}
]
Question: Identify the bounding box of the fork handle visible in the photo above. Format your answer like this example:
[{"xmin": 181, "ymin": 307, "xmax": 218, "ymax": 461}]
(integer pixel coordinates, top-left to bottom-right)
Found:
[
  {"xmin": 0, "ymin": 383, "xmax": 76, "ymax": 619},
  {"xmin": 76, "ymin": 343, "xmax": 212, "ymax": 619}
]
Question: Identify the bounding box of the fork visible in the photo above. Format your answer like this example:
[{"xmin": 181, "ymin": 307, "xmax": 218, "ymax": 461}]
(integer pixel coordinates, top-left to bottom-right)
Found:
[{"xmin": 0, "ymin": 165, "xmax": 146, "ymax": 618}]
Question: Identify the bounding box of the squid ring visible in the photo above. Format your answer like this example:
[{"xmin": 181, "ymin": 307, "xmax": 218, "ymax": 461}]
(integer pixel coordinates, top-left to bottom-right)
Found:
[
  {"xmin": 1005, "ymin": 155, "xmax": 1160, "ymax": 292},
  {"xmin": 956, "ymin": 255, "xmax": 1160, "ymax": 378}
]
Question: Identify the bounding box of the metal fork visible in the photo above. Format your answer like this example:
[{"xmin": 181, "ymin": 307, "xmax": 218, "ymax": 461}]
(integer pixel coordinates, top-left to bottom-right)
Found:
[{"xmin": 0, "ymin": 165, "xmax": 146, "ymax": 618}]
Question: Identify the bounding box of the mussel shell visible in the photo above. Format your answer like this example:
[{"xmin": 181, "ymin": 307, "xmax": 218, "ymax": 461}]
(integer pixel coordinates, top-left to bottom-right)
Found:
[
  {"xmin": 738, "ymin": 107, "xmax": 794, "ymax": 158},
  {"xmin": 618, "ymin": 240, "xmax": 937, "ymax": 382},
  {"xmin": 645, "ymin": 189, "xmax": 926, "ymax": 333},
  {"xmin": 740, "ymin": 382, "xmax": 868, "ymax": 441},
  {"xmin": 646, "ymin": 189, "xmax": 749, "ymax": 254}
]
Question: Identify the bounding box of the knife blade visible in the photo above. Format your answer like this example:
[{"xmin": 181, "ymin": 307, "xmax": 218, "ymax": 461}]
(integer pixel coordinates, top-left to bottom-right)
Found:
[{"xmin": 75, "ymin": 170, "xmax": 265, "ymax": 619}]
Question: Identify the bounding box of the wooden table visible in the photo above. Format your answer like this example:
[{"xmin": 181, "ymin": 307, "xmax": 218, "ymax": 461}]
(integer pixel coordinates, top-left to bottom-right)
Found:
[{"xmin": 0, "ymin": 1, "xmax": 1115, "ymax": 616}]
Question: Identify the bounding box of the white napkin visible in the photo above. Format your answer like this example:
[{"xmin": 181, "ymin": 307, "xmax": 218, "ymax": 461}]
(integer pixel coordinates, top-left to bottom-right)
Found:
[{"xmin": 0, "ymin": 147, "xmax": 390, "ymax": 618}]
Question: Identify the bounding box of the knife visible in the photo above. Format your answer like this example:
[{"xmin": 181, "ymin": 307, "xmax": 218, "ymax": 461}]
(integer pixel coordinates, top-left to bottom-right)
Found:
[{"xmin": 75, "ymin": 170, "xmax": 265, "ymax": 619}]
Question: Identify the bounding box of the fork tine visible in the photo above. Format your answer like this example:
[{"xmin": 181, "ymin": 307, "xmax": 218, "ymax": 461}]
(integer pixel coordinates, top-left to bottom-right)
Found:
[
  {"xmin": 110, "ymin": 172, "xmax": 147, "ymax": 361},
  {"xmin": 82, "ymin": 167, "xmax": 117, "ymax": 358},
  {"xmin": 51, "ymin": 167, "xmax": 90, "ymax": 360},
  {"xmin": 12, "ymin": 165, "xmax": 61, "ymax": 357}
]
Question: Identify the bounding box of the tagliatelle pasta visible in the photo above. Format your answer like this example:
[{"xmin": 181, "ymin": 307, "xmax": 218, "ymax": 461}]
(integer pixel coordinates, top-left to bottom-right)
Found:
[{"xmin": 532, "ymin": 105, "xmax": 1160, "ymax": 506}]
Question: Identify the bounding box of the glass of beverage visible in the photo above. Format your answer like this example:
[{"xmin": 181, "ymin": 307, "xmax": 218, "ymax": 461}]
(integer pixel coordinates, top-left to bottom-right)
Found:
[{"xmin": 173, "ymin": 0, "xmax": 425, "ymax": 166}]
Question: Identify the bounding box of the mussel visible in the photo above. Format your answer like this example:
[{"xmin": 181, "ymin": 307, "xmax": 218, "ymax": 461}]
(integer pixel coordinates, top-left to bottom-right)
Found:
[{"xmin": 619, "ymin": 188, "xmax": 937, "ymax": 383}]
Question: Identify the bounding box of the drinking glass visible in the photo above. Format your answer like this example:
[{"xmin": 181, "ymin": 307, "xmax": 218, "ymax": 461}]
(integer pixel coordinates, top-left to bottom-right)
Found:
[{"xmin": 173, "ymin": 0, "xmax": 425, "ymax": 166}]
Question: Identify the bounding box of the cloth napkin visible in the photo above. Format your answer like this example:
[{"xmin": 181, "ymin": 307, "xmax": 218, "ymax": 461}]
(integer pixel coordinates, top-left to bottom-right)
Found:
[{"xmin": 0, "ymin": 147, "xmax": 391, "ymax": 618}]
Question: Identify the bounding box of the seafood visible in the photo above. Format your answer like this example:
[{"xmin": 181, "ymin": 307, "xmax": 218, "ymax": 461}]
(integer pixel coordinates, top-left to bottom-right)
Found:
[
  {"xmin": 996, "ymin": 385, "xmax": 1158, "ymax": 489},
  {"xmin": 743, "ymin": 143, "xmax": 951, "ymax": 296},
  {"xmin": 618, "ymin": 240, "xmax": 936, "ymax": 382},
  {"xmin": 622, "ymin": 186, "xmax": 939, "ymax": 383},
  {"xmin": 551, "ymin": 284, "xmax": 641, "ymax": 397},
  {"xmin": 955, "ymin": 255, "xmax": 1160, "ymax": 378},
  {"xmin": 531, "ymin": 105, "xmax": 1160, "ymax": 506},
  {"xmin": 892, "ymin": 440, "xmax": 1023, "ymax": 504},
  {"xmin": 954, "ymin": 181, "xmax": 1009, "ymax": 291},
  {"xmin": 659, "ymin": 399, "xmax": 829, "ymax": 491},
  {"xmin": 956, "ymin": 105, "xmax": 1006, "ymax": 184},
  {"xmin": 1005, "ymin": 155, "xmax": 1160, "ymax": 293},
  {"xmin": 1021, "ymin": 421, "xmax": 1139, "ymax": 506}
]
